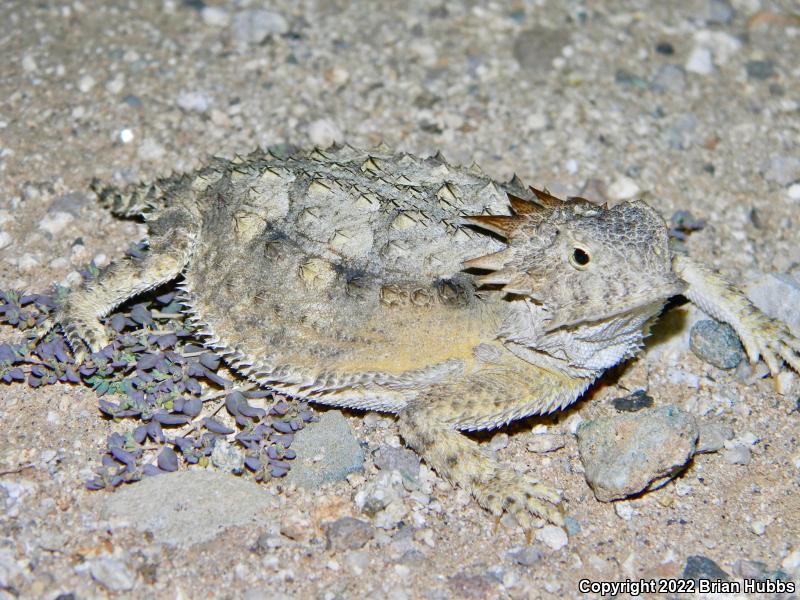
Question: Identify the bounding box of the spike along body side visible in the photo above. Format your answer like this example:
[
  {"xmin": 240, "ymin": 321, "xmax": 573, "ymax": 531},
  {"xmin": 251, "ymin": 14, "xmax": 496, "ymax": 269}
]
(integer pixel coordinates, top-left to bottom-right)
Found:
[{"xmin": 56, "ymin": 146, "xmax": 800, "ymax": 528}]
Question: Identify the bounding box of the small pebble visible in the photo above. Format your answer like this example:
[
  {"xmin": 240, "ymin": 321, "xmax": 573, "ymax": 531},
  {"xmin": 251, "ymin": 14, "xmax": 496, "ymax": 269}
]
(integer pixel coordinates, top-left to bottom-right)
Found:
[
  {"xmin": 689, "ymin": 320, "xmax": 744, "ymax": 370},
  {"xmin": 751, "ymin": 520, "xmax": 767, "ymax": 535},
  {"xmin": 488, "ymin": 433, "xmax": 509, "ymax": 452},
  {"xmin": 761, "ymin": 156, "xmax": 800, "ymax": 187},
  {"xmin": 650, "ymin": 64, "xmax": 686, "ymax": 94},
  {"xmin": 722, "ymin": 444, "xmax": 751, "ymax": 465},
  {"xmin": 211, "ymin": 440, "xmax": 245, "ymax": 474},
  {"xmin": 706, "ymin": 0, "xmax": 735, "ymax": 24},
  {"xmin": 696, "ymin": 421, "xmax": 734, "ymax": 453},
  {"xmin": 0, "ymin": 231, "xmax": 12, "ymax": 250},
  {"xmin": 685, "ymin": 46, "xmax": 713, "ymax": 75},
  {"xmin": 787, "ymin": 183, "xmax": 800, "ymax": 201},
  {"xmin": 611, "ymin": 390, "xmax": 654, "ymax": 413},
  {"xmin": 119, "ymin": 129, "xmax": 134, "ymax": 144},
  {"xmin": 526, "ymin": 433, "xmax": 565, "ymax": 454},
  {"xmin": 683, "ymin": 555, "xmax": 730, "ymax": 582},
  {"xmin": 201, "ymin": 6, "xmax": 230, "ymax": 27},
  {"xmin": 307, "ymin": 119, "xmax": 341, "ymax": 148},
  {"xmin": 233, "ymin": 9, "xmax": 288, "ymax": 45},
  {"xmin": 39, "ymin": 211, "xmax": 75, "ymax": 235},
  {"xmin": 746, "ymin": 60, "xmax": 776, "ymax": 80},
  {"xmin": 535, "ymin": 525, "xmax": 568, "ymax": 550},
  {"xmin": 614, "ymin": 502, "xmax": 635, "ymax": 520},
  {"xmin": 606, "ymin": 176, "xmax": 640, "ymax": 202},
  {"xmin": 78, "ymin": 74, "xmax": 96, "ymax": 93},
  {"xmin": 324, "ymin": 517, "xmax": 374, "ymax": 551},
  {"xmin": 89, "ymin": 557, "xmax": 135, "ymax": 591},
  {"xmin": 507, "ymin": 546, "xmax": 542, "ymax": 567}
]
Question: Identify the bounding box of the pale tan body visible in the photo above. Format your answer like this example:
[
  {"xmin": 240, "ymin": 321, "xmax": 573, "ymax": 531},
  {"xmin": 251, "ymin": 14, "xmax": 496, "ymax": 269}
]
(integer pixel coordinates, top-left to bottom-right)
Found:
[{"xmin": 57, "ymin": 146, "xmax": 800, "ymax": 528}]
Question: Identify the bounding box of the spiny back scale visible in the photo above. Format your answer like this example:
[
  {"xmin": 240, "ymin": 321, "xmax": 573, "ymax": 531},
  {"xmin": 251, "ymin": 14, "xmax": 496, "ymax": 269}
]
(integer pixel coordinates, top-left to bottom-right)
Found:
[{"xmin": 182, "ymin": 147, "xmax": 516, "ymax": 386}]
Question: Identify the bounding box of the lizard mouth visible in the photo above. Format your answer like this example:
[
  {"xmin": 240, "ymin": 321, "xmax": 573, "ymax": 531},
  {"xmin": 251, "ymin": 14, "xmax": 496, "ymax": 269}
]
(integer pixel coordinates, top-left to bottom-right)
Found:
[{"xmin": 542, "ymin": 276, "xmax": 686, "ymax": 333}]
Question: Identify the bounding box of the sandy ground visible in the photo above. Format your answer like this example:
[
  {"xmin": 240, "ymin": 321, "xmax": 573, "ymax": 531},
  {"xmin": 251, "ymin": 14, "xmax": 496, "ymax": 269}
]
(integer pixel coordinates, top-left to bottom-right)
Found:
[{"xmin": 1, "ymin": 1, "xmax": 799, "ymax": 598}]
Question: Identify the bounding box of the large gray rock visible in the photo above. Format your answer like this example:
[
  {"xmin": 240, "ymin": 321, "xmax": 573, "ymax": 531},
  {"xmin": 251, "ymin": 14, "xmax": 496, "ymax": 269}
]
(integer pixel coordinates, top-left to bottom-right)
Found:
[
  {"xmin": 102, "ymin": 470, "xmax": 276, "ymax": 547},
  {"xmin": 576, "ymin": 405, "xmax": 698, "ymax": 501},
  {"xmin": 284, "ymin": 410, "xmax": 365, "ymax": 489}
]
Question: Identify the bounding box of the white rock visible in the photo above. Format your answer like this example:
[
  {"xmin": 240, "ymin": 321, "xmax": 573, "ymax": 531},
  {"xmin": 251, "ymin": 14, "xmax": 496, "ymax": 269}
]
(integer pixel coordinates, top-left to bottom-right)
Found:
[
  {"xmin": 606, "ymin": 176, "xmax": 640, "ymax": 202},
  {"xmin": 106, "ymin": 74, "xmax": 125, "ymax": 95},
  {"xmin": 201, "ymin": 6, "xmax": 230, "ymax": 27},
  {"xmin": 751, "ymin": 520, "xmax": 766, "ymax": 535},
  {"xmin": 526, "ymin": 433, "xmax": 565, "ymax": 454},
  {"xmin": 22, "ymin": 54, "xmax": 37, "ymax": 73},
  {"xmin": 782, "ymin": 549, "xmax": 800, "ymax": 574},
  {"xmin": 686, "ymin": 46, "xmax": 714, "ymax": 75},
  {"xmin": 488, "ymin": 432, "xmax": 509, "ymax": 452},
  {"xmin": 119, "ymin": 128, "xmax": 134, "ymax": 144},
  {"xmin": 0, "ymin": 231, "xmax": 11, "ymax": 250},
  {"xmin": 614, "ymin": 502, "xmax": 635, "ymax": 520},
  {"xmin": 788, "ymin": 183, "xmax": 800, "ymax": 201},
  {"xmin": 536, "ymin": 525, "xmax": 569, "ymax": 550},
  {"xmin": 693, "ymin": 30, "xmax": 742, "ymax": 65},
  {"xmin": 78, "ymin": 74, "xmax": 96, "ymax": 93},
  {"xmin": 39, "ymin": 211, "xmax": 74, "ymax": 235},
  {"xmin": 307, "ymin": 119, "xmax": 341, "ymax": 148}
]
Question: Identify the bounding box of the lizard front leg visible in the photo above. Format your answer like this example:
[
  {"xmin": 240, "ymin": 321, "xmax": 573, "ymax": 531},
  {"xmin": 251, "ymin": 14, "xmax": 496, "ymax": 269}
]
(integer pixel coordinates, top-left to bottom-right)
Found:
[
  {"xmin": 397, "ymin": 362, "xmax": 593, "ymax": 528},
  {"xmin": 673, "ymin": 254, "xmax": 800, "ymax": 376},
  {"xmin": 56, "ymin": 207, "xmax": 197, "ymax": 360}
]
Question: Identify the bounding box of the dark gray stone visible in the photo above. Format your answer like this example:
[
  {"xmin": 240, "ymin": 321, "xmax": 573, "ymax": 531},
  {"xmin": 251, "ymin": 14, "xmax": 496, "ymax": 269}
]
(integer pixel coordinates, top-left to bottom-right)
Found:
[
  {"xmin": 325, "ymin": 517, "xmax": 375, "ymax": 550},
  {"xmin": 507, "ymin": 546, "xmax": 542, "ymax": 567},
  {"xmin": 284, "ymin": 410, "xmax": 364, "ymax": 488},
  {"xmin": 746, "ymin": 60, "xmax": 776, "ymax": 80},
  {"xmin": 706, "ymin": 0, "xmax": 735, "ymax": 24},
  {"xmin": 611, "ymin": 389, "xmax": 654, "ymax": 412},
  {"xmin": 689, "ymin": 319, "xmax": 744, "ymax": 369},
  {"xmin": 650, "ymin": 64, "xmax": 686, "ymax": 94},
  {"xmin": 683, "ymin": 555, "xmax": 730, "ymax": 582},
  {"xmin": 577, "ymin": 405, "xmax": 698, "ymax": 501},
  {"xmin": 373, "ymin": 445, "xmax": 420, "ymax": 482}
]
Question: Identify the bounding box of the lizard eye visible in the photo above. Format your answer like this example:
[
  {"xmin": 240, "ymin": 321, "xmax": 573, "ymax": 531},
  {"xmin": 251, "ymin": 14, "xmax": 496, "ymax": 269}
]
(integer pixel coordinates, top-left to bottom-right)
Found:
[{"xmin": 569, "ymin": 247, "xmax": 591, "ymax": 269}]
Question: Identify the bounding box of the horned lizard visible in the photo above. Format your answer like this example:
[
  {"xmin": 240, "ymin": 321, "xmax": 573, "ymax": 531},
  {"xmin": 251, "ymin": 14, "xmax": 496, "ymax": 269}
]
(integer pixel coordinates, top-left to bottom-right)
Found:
[{"xmin": 55, "ymin": 144, "xmax": 799, "ymax": 528}]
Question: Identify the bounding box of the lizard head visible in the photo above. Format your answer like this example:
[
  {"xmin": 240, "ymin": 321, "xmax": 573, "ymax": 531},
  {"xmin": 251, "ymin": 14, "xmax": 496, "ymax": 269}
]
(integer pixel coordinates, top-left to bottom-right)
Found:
[{"xmin": 464, "ymin": 188, "xmax": 685, "ymax": 371}]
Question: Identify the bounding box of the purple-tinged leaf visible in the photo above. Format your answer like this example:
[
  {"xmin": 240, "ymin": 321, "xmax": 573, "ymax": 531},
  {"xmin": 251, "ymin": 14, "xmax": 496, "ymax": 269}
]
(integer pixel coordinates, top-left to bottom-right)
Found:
[
  {"xmin": 142, "ymin": 464, "xmax": 162, "ymax": 476},
  {"xmin": 202, "ymin": 369, "xmax": 229, "ymax": 388},
  {"xmin": 133, "ymin": 426, "xmax": 148, "ymax": 444},
  {"xmin": 157, "ymin": 447, "xmax": 179, "ymax": 472},
  {"xmin": 204, "ymin": 418, "xmax": 234, "ymax": 435},
  {"xmin": 244, "ymin": 456, "xmax": 261, "ymax": 471},
  {"xmin": 199, "ymin": 353, "xmax": 221, "ymax": 370},
  {"xmin": 182, "ymin": 397, "xmax": 202, "ymax": 417},
  {"xmin": 154, "ymin": 412, "xmax": 190, "ymax": 426},
  {"xmin": 85, "ymin": 478, "xmax": 106, "ymax": 490},
  {"xmin": 110, "ymin": 447, "xmax": 137, "ymax": 467}
]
